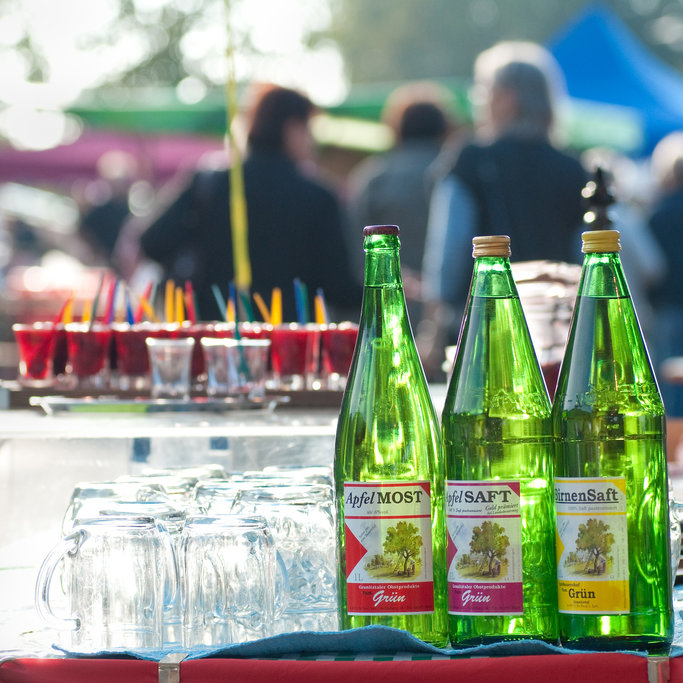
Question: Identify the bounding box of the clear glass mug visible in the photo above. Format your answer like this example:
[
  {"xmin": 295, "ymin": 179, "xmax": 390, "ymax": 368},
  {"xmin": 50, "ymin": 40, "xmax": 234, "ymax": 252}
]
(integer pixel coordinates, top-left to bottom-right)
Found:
[
  {"xmin": 61, "ymin": 480, "xmax": 170, "ymax": 535},
  {"xmin": 180, "ymin": 514, "xmax": 288, "ymax": 648},
  {"xmin": 230, "ymin": 484, "xmax": 338, "ymax": 632},
  {"xmin": 70, "ymin": 501, "xmax": 188, "ymax": 648},
  {"xmin": 35, "ymin": 515, "xmax": 179, "ymax": 653}
]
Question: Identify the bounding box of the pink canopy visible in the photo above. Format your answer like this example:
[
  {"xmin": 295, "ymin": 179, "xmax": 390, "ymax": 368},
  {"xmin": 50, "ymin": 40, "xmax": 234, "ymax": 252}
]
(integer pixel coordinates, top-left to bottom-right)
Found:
[{"xmin": 0, "ymin": 130, "xmax": 225, "ymax": 188}]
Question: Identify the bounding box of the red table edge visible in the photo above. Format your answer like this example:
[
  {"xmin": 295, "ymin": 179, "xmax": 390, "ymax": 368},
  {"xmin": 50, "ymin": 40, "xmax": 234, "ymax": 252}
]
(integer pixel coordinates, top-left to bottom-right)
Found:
[{"xmin": 0, "ymin": 652, "xmax": 654, "ymax": 683}]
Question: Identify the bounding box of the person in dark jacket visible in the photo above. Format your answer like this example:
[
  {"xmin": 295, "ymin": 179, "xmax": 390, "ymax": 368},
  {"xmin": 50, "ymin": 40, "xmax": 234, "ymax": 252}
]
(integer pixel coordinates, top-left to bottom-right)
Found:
[
  {"xmin": 347, "ymin": 81, "xmax": 457, "ymax": 328},
  {"xmin": 117, "ymin": 85, "xmax": 361, "ymax": 322},
  {"xmin": 648, "ymin": 131, "xmax": 683, "ymax": 416},
  {"xmin": 418, "ymin": 42, "xmax": 586, "ymax": 377}
]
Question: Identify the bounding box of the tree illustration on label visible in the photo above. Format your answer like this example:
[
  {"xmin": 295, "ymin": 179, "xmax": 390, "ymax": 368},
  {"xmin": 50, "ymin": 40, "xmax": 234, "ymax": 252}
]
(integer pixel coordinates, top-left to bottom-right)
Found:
[
  {"xmin": 380, "ymin": 521, "xmax": 423, "ymax": 579},
  {"xmin": 467, "ymin": 521, "xmax": 509, "ymax": 578},
  {"xmin": 571, "ymin": 518, "xmax": 614, "ymax": 576}
]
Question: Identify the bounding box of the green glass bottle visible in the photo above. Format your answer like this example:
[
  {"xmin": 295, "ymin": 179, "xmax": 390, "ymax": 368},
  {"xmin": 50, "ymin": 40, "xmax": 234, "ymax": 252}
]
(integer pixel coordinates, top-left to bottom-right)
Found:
[
  {"xmin": 334, "ymin": 224, "xmax": 448, "ymax": 647},
  {"xmin": 442, "ymin": 235, "xmax": 558, "ymax": 646},
  {"xmin": 552, "ymin": 228, "xmax": 673, "ymax": 653}
]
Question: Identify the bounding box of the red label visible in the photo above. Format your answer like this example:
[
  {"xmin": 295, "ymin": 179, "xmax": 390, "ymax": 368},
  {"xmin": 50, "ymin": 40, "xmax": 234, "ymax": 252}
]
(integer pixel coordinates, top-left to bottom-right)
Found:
[
  {"xmin": 347, "ymin": 581, "xmax": 435, "ymax": 614},
  {"xmin": 343, "ymin": 481, "xmax": 434, "ymax": 615}
]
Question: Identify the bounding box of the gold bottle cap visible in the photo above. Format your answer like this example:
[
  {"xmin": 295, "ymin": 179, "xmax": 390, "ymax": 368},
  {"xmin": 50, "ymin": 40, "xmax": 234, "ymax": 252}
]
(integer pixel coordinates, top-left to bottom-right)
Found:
[
  {"xmin": 472, "ymin": 235, "xmax": 511, "ymax": 258},
  {"xmin": 581, "ymin": 229, "xmax": 621, "ymax": 253}
]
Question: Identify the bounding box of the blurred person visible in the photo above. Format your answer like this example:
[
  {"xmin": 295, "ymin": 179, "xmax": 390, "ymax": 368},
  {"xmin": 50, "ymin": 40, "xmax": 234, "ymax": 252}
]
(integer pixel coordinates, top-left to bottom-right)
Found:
[
  {"xmin": 647, "ymin": 131, "xmax": 683, "ymax": 416},
  {"xmin": 116, "ymin": 85, "xmax": 361, "ymax": 322},
  {"xmin": 78, "ymin": 150, "xmax": 139, "ymax": 267},
  {"xmin": 347, "ymin": 82, "xmax": 458, "ymax": 326},
  {"xmin": 418, "ymin": 41, "xmax": 586, "ymax": 378}
]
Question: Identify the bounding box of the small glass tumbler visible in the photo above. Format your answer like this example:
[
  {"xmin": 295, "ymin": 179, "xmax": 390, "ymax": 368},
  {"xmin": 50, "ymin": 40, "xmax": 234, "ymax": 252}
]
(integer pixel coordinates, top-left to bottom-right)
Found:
[
  {"xmin": 200, "ymin": 337, "xmax": 231, "ymax": 397},
  {"xmin": 146, "ymin": 337, "xmax": 195, "ymax": 400},
  {"xmin": 12, "ymin": 322, "xmax": 58, "ymax": 386},
  {"xmin": 225, "ymin": 338, "xmax": 271, "ymax": 398}
]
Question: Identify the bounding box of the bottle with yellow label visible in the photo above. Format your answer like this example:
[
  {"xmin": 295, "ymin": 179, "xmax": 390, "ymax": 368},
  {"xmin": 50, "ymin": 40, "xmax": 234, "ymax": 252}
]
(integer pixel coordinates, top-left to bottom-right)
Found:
[{"xmin": 552, "ymin": 216, "xmax": 673, "ymax": 652}]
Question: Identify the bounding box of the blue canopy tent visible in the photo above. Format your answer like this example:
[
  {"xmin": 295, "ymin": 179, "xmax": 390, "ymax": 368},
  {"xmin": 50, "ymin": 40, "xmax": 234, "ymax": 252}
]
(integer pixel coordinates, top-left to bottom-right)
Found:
[{"xmin": 549, "ymin": 3, "xmax": 683, "ymax": 156}]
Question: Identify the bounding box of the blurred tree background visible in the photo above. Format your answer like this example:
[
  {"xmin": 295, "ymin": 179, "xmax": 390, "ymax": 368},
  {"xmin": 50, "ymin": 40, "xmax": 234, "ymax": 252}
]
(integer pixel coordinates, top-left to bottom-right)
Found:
[
  {"xmin": 2, "ymin": 0, "xmax": 682, "ymax": 100},
  {"xmin": 324, "ymin": 0, "xmax": 683, "ymax": 83}
]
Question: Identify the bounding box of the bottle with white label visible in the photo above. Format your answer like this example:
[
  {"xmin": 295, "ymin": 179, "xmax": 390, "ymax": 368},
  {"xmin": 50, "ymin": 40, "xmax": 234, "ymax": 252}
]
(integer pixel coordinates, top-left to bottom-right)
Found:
[
  {"xmin": 442, "ymin": 235, "xmax": 558, "ymax": 646},
  {"xmin": 334, "ymin": 225, "xmax": 448, "ymax": 646},
  {"xmin": 552, "ymin": 224, "xmax": 673, "ymax": 653}
]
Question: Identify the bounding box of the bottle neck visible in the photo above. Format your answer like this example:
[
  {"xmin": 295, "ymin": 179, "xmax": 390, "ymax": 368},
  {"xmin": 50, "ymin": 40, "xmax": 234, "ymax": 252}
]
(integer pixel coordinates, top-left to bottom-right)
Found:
[
  {"xmin": 363, "ymin": 234, "xmax": 403, "ymax": 289},
  {"xmin": 469, "ymin": 256, "xmax": 517, "ymax": 298},
  {"xmin": 579, "ymin": 251, "xmax": 630, "ymax": 299}
]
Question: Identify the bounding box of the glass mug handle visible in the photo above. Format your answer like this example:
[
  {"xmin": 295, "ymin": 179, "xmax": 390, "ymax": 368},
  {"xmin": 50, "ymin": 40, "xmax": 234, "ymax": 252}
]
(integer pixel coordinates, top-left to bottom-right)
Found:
[{"xmin": 34, "ymin": 530, "xmax": 84, "ymax": 632}]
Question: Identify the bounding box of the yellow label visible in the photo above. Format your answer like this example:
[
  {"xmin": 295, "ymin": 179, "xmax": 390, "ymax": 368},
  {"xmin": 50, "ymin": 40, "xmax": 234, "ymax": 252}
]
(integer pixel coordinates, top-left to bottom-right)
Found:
[
  {"xmin": 558, "ymin": 579, "xmax": 629, "ymax": 613},
  {"xmin": 555, "ymin": 477, "xmax": 629, "ymax": 614}
]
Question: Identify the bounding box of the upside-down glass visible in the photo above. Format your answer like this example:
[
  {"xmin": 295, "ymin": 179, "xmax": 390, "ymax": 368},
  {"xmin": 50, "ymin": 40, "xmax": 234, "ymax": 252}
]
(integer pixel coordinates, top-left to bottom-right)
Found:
[
  {"xmin": 181, "ymin": 515, "xmax": 286, "ymax": 648},
  {"xmin": 35, "ymin": 515, "xmax": 178, "ymax": 653}
]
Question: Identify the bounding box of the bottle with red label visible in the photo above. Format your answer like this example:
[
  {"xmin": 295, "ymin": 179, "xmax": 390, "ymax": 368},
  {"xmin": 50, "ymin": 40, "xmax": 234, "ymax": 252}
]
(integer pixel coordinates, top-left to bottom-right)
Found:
[
  {"xmin": 442, "ymin": 235, "xmax": 558, "ymax": 646},
  {"xmin": 334, "ymin": 225, "xmax": 448, "ymax": 646}
]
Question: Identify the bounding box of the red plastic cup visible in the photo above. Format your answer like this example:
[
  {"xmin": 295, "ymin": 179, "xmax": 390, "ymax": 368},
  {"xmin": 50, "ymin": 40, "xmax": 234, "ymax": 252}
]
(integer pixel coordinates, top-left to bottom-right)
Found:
[
  {"xmin": 320, "ymin": 322, "xmax": 358, "ymax": 390},
  {"xmin": 65, "ymin": 322, "xmax": 113, "ymax": 389},
  {"xmin": 270, "ymin": 323, "xmax": 321, "ymax": 390},
  {"xmin": 239, "ymin": 322, "xmax": 272, "ymax": 341},
  {"xmin": 12, "ymin": 322, "xmax": 58, "ymax": 386},
  {"xmin": 112, "ymin": 322, "xmax": 174, "ymax": 391}
]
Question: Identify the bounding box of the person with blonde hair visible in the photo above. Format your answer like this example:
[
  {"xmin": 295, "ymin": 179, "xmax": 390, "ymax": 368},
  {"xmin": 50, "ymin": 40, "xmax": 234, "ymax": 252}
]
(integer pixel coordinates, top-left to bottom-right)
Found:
[{"xmin": 418, "ymin": 41, "xmax": 586, "ymax": 377}]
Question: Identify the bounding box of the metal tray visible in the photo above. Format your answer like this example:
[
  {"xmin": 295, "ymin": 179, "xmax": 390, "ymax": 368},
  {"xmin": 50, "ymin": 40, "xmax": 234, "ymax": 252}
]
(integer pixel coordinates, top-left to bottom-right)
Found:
[{"xmin": 28, "ymin": 394, "xmax": 289, "ymax": 415}]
